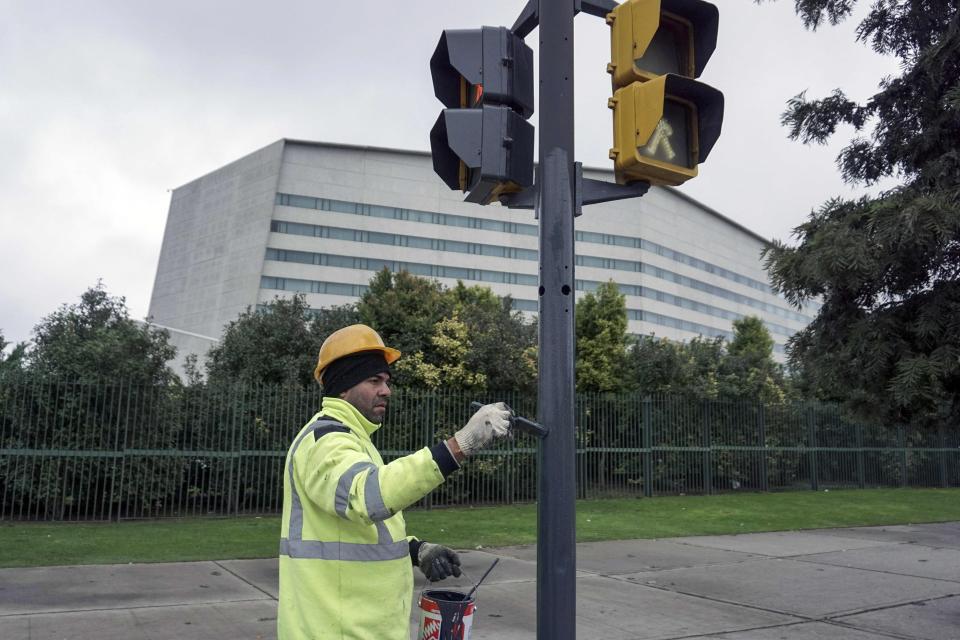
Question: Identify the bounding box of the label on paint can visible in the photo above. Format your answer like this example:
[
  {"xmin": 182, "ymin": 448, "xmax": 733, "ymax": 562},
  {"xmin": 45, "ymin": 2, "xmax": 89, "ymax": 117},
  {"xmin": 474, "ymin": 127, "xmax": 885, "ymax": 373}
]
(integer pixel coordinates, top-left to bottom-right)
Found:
[{"xmin": 417, "ymin": 590, "xmax": 475, "ymax": 640}]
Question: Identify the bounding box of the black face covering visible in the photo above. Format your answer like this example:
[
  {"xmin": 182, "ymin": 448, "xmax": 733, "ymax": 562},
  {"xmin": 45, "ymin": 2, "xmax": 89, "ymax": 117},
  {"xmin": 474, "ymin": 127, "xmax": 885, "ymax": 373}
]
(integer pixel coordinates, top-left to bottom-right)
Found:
[{"xmin": 322, "ymin": 351, "xmax": 391, "ymax": 398}]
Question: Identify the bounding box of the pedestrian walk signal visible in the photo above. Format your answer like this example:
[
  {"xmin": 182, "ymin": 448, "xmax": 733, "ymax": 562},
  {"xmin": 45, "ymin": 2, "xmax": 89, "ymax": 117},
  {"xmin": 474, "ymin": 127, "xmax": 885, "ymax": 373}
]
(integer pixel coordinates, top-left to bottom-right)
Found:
[{"xmin": 606, "ymin": 0, "xmax": 723, "ymax": 186}]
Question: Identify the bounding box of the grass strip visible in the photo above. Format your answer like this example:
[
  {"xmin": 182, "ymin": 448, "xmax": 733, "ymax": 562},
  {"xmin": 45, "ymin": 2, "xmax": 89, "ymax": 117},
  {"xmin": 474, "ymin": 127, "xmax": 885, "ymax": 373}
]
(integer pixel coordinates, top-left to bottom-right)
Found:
[{"xmin": 1, "ymin": 488, "xmax": 957, "ymax": 568}]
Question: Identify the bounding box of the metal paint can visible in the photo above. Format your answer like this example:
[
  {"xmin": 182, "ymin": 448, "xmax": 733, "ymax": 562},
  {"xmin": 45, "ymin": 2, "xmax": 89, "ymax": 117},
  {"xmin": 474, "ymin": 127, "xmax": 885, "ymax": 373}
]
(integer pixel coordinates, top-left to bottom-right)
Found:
[{"xmin": 416, "ymin": 589, "xmax": 476, "ymax": 640}]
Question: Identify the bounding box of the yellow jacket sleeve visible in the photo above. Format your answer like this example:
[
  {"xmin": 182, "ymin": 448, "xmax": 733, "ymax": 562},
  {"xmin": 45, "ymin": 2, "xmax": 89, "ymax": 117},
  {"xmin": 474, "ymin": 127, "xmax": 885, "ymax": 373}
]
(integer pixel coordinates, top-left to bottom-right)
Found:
[{"xmin": 296, "ymin": 432, "xmax": 445, "ymax": 526}]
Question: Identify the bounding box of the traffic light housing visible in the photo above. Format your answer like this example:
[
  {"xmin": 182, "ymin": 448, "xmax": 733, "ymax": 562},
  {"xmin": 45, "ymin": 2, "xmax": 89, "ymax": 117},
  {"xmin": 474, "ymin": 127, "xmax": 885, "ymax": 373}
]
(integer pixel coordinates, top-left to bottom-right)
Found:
[
  {"xmin": 429, "ymin": 26, "xmax": 535, "ymax": 205},
  {"xmin": 606, "ymin": 0, "xmax": 723, "ymax": 186}
]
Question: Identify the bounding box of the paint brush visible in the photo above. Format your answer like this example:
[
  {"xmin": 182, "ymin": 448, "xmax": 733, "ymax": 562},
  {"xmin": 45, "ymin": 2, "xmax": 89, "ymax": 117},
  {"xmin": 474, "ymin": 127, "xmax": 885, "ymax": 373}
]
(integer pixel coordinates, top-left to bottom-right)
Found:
[{"xmin": 466, "ymin": 557, "xmax": 499, "ymax": 600}]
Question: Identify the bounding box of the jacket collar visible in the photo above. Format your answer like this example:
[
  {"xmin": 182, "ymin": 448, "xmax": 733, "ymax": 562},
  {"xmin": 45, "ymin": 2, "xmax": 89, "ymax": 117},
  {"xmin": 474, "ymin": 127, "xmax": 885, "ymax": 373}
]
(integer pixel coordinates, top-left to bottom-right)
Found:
[{"xmin": 320, "ymin": 397, "xmax": 381, "ymax": 438}]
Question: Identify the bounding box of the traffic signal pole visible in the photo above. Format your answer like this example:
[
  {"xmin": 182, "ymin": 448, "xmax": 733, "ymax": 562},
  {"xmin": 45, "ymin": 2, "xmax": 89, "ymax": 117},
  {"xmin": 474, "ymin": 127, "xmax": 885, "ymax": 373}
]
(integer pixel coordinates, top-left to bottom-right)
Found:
[
  {"xmin": 536, "ymin": 1, "xmax": 578, "ymax": 638},
  {"xmin": 430, "ymin": 3, "xmax": 721, "ymax": 637}
]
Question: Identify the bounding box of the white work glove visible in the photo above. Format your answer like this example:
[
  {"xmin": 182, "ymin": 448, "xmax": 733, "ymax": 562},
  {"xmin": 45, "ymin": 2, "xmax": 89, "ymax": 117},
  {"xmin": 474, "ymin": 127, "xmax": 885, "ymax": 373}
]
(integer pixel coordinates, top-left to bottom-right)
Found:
[
  {"xmin": 454, "ymin": 402, "xmax": 512, "ymax": 456},
  {"xmin": 417, "ymin": 543, "xmax": 462, "ymax": 582}
]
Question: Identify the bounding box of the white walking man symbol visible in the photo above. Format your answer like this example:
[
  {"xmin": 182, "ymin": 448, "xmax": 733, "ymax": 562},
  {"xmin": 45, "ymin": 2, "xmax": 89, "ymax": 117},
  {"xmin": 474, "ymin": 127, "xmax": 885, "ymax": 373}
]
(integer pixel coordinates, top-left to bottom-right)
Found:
[{"xmin": 643, "ymin": 119, "xmax": 676, "ymax": 161}]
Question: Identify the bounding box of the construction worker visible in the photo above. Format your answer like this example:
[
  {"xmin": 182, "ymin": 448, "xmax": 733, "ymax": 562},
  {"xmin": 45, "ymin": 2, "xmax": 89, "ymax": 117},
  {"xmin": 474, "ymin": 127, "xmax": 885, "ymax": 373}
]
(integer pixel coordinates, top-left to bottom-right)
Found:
[{"xmin": 278, "ymin": 323, "xmax": 512, "ymax": 639}]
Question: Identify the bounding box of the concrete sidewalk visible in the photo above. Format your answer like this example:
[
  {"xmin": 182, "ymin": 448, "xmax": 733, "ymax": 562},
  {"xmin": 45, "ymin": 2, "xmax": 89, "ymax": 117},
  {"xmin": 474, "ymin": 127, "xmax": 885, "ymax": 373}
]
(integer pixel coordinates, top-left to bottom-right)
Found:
[{"xmin": 1, "ymin": 522, "xmax": 958, "ymax": 639}]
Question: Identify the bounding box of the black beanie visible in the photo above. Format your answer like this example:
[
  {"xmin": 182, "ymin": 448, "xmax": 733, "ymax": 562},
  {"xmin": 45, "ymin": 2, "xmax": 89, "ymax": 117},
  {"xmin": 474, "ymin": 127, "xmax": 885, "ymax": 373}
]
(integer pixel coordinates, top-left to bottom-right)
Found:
[{"xmin": 322, "ymin": 351, "xmax": 391, "ymax": 398}]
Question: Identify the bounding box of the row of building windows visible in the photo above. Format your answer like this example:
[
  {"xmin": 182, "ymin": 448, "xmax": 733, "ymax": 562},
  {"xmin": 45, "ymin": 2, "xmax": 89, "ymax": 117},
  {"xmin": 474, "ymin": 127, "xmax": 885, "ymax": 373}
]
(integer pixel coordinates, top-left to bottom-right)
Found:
[
  {"xmin": 275, "ymin": 192, "xmax": 805, "ymax": 307},
  {"xmin": 264, "ymin": 248, "xmax": 538, "ymax": 286},
  {"xmin": 276, "ymin": 193, "xmax": 534, "ymax": 236},
  {"xmin": 574, "ymin": 256, "xmax": 806, "ymax": 324},
  {"xmin": 641, "ymin": 262, "xmax": 803, "ymax": 324},
  {"xmin": 270, "ymin": 220, "xmax": 539, "ymax": 261},
  {"xmin": 627, "ymin": 311, "xmax": 787, "ymax": 354},
  {"xmin": 259, "ymin": 277, "xmax": 368, "ymax": 297},
  {"xmin": 578, "ymin": 280, "xmax": 795, "ymax": 338},
  {"xmin": 270, "ymin": 219, "xmax": 809, "ymax": 324},
  {"xmin": 266, "ymin": 232, "xmax": 807, "ymax": 326},
  {"xmin": 576, "ymin": 229, "xmax": 769, "ymax": 295},
  {"xmin": 628, "ymin": 309, "xmax": 732, "ymax": 342},
  {"xmin": 262, "ymin": 249, "xmax": 795, "ymax": 338},
  {"xmin": 258, "ymin": 276, "xmax": 785, "ymax": 353}
]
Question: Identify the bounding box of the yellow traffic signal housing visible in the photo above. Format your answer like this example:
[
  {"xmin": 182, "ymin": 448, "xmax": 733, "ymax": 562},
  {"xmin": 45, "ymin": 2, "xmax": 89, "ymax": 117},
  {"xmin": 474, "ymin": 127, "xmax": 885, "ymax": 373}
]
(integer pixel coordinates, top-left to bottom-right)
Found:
[
  {"xmin": 606, "ymin": 0, "xmax": 722, "ymax": 186},
  {"xmin": 607, "ymin": 0, "xmax": 718, "ymax": 87},
  {"xmin": 608, "ymin": 74, "xmax": 722, "ymax": 185}
]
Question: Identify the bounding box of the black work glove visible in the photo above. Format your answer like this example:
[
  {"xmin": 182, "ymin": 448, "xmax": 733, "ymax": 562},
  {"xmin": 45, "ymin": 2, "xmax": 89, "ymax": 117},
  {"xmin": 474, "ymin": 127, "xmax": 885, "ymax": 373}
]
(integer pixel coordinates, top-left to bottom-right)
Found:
[{"xmin": 417, "ymin": 542, "xmax": 462, "ymax": 582}]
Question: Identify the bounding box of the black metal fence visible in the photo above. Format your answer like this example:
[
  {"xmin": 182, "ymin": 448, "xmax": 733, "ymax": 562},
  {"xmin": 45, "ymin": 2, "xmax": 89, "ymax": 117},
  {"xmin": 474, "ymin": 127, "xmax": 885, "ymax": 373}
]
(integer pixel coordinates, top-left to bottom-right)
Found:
[{"xmin": 0, "ymin": 376, "xmax": 957, "ymax": 521}]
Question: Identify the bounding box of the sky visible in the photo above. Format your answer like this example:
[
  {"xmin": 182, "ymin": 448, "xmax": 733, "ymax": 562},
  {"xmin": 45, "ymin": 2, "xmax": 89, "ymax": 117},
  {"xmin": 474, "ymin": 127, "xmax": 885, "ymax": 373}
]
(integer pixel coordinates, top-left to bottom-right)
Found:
[{"xmin": 0, "ymin": 0, "xmax": 900, "ymax": 350}]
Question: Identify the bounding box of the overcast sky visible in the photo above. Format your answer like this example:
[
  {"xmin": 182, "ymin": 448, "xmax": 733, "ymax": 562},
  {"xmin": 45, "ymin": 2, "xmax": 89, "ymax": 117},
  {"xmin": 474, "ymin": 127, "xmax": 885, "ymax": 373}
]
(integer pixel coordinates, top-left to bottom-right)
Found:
[{"xmin": 0, "ymin": 0, "xmax": 899, "ymax": 349}]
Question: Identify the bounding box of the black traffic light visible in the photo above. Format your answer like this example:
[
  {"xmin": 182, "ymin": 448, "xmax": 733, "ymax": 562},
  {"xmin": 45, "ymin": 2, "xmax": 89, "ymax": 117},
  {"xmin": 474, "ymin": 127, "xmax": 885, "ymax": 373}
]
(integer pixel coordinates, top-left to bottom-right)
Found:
[
  {"xmin": 606, "ymin": 0, "xmax": 723, "ymax": 186},
  {"xmin": 429, "ymin": 26, "xmax": 535, "ymax": 205}
]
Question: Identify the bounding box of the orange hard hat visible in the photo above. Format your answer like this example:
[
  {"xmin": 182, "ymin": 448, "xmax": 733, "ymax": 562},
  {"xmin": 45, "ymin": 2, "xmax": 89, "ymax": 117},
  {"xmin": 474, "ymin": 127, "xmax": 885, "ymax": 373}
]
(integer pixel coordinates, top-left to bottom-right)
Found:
[{"xmin": 314, "ymin": 324, "xmax": 401, "ymax": 383}]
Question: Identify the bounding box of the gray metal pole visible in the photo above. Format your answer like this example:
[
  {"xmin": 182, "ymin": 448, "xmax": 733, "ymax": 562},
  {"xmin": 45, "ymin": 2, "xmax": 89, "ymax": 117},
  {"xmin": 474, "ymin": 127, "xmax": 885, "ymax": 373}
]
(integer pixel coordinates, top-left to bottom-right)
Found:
[{"xmin": 536, "ymin": 0, "xmax": 577, "ymax": 638}]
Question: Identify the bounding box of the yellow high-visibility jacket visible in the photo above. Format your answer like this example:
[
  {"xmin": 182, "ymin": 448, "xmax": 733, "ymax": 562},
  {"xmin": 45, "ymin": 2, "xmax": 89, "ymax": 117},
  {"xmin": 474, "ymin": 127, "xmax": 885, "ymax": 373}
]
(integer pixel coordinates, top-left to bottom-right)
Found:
[{"xmin": 278, "ymin": 397, "xmax": 455, "ymax": 640}]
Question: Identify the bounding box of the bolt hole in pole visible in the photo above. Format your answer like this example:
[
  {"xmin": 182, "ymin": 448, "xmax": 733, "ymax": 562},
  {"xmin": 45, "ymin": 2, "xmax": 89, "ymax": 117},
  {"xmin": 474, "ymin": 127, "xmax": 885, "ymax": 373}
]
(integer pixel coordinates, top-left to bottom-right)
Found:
[{"xmin": 561, "ymin": 285, "xmax": 571, "ymax": 295}]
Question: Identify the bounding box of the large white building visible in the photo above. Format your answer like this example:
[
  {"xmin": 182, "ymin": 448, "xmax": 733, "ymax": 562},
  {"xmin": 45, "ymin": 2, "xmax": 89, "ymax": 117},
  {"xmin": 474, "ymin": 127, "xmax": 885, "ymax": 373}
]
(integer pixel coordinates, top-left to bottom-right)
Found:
[{"xmin": 148, "ymin": 139, "xmax": 813, "ymax": 373}]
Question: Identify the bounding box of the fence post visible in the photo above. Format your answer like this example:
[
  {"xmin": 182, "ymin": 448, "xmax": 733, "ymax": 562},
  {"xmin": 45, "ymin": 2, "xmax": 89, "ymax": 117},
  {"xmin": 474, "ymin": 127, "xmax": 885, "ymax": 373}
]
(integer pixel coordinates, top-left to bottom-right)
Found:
[
  {"xmin": 116, "ymin": 380, "xmax": 133, "ymax": 520},
  {"xmin": 107, "ymin": 381, "xmax": 121, "ymax": 521},
  {"xmin": 702, "ymin": 400, "xmax": 713, "ymax": 495},
  {"xmin": 642, "ymin": 396, "xmax": 653, "ymax": 498},
  {"xmin": 939, "ymin": 427, "xmax": 948, "ymax": 489},
  {"xmin": 856, "ymin": 424, "xmax": 866, "ymax": 489},
  {"xmin": 807, "ymin": 405, "xmax": 819, "ymax": 491},
  {"xmin": 426, "ymin": 392, "xmax": 434, "ymax": 510},
  {"xmin": 897, "ymin": 425, "xmax": 908, "ymax": 488},
  {"xmin": 234, "ymin": 386, "xmax": 246, "ymax": 516},
  {"xmin": 506, "ymin": 390, "xmax": 515, "ymax": 505},
  {"xmin": 225, "ymin": 386, "xmax": 237, "ymax": 517},
  {"xmin": 758, "ymin": 403, "xmax": 769, "ymax": 492}
]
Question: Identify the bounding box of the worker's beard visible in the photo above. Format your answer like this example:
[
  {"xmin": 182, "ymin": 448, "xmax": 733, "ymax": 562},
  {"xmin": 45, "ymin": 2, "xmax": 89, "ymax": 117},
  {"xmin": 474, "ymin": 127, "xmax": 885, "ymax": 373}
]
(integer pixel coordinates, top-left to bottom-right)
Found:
[
  {"xmin": 360, "ymin": 402, "xmax": 387, "ymax": 424},
  {"xmin": 341, "ymin": 386, "xmax": 388, "ymax": 424}
]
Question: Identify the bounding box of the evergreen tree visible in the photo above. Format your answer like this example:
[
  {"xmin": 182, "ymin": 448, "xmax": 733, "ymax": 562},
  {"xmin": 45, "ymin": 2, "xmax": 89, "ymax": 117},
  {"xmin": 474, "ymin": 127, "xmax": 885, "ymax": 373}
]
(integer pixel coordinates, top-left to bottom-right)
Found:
[
  {"xmin": 720, "ymin": 317, "xmax": 788, "ymax": 404},
  {"xmin": 627, "ymin": 319, "xmax": 788, "ymax": 402},
  {"xmin": 6, "ymin": 285, "xmax": 181, "ymax": 517},
  {"xmin": 205, "ymin": 295, "xmax": 319, "ymax": 388},
  {"xmin": 28, "ymin": 283, "xmax": 176, "ymax": 384},
  {"xmin": 628, "ymin": 335, "xmax": 726, "ymax": 399},
  {"xmin": 357, "ymin": 269, "xmax": 453, "ymax": 368},
  {"xmin": 727, "ymin": 316, "xmax": 774, "ymax": 361},
  {"xmin": 576, "ymin": 281, "xmax": 629, "ymax": 392},
  {"xmin": 450, "ymin": 282, "xmax": 537, "ymax": 393},
  {"xmin": 762, "ymin": 0, "xmax": 960, "ymax": 427},
  {"xmin": 628, "ymin": 335, "xmax": 690, "ymax": 395}
]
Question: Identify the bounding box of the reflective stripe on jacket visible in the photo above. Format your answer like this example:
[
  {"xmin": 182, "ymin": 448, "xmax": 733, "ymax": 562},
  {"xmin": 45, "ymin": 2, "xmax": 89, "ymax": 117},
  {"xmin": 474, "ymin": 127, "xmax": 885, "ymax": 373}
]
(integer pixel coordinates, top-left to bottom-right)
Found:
[{"xmin": 278, "ymin": 397, "xmax": 446, "ymax": 640}]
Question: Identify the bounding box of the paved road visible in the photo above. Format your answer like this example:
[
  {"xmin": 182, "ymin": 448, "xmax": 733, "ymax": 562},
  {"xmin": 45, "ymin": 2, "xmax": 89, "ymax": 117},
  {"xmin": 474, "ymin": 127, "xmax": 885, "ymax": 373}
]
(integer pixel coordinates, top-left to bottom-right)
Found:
[{"xmin": 1, "ymin": 522, "xmax": 958, "ymax": 639}]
